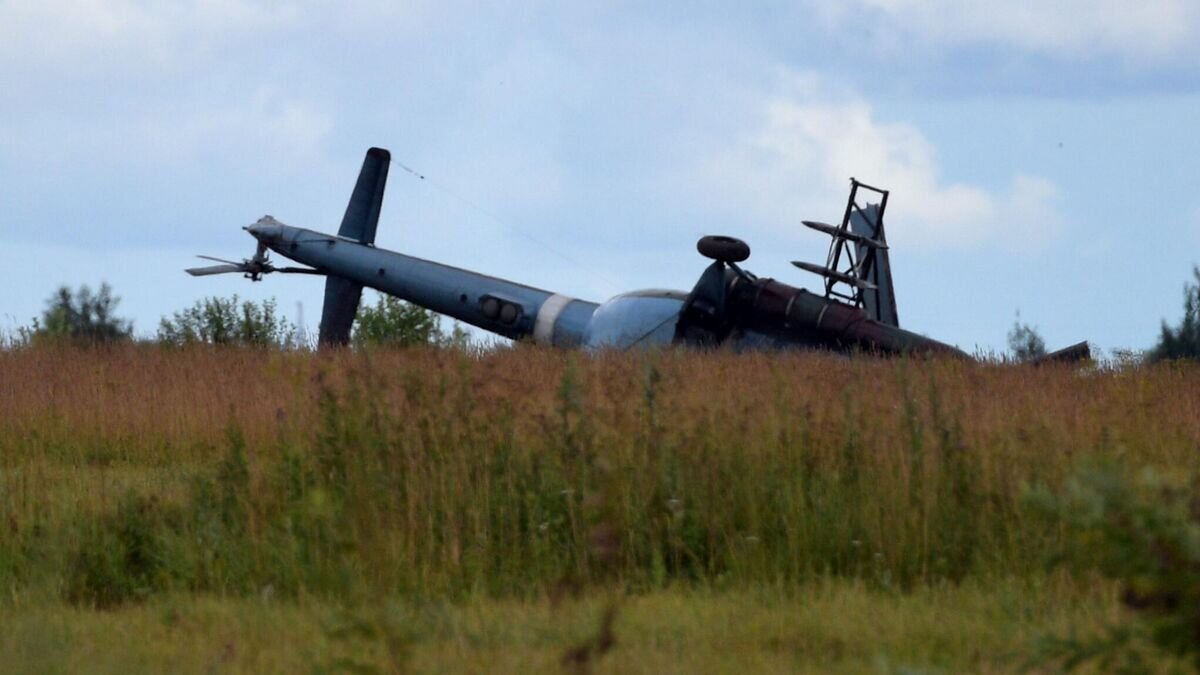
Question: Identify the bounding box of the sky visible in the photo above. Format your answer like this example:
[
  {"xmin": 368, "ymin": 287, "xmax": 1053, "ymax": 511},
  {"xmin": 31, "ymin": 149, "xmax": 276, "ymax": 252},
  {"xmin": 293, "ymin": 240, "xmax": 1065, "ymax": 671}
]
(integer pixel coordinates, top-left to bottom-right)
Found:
[{"xmin": 3, "ymin": 1, "xmax": 1200, "ymax": 354}]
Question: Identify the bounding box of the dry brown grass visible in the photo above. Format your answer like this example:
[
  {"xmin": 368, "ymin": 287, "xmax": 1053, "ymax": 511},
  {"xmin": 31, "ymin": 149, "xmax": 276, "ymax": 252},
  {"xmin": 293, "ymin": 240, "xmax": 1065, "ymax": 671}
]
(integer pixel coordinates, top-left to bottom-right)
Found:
[
  {"xmin": 4, "ymin": 344, "xmax": 1197, "ymax": 464},
  {"xmin": 0, "ymin": 344, "xmax": 1197, "ymax": 603}
]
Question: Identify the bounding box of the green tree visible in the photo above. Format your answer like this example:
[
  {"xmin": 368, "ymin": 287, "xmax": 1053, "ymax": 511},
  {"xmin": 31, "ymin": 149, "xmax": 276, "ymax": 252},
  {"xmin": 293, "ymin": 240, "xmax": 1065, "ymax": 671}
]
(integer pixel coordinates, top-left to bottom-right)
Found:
[
  {"xmin": 1007, "ymin": 312, "xmax": 1047, "ymax": 361},
  {"xmin": 32, "ymin": 283, "xmax": 133, "ymax": 344},
  {"xmin": 158, "ymin": 296, "xmax": 294, "ymax": 347},
  {"xmin": 1149, "ymin": 266, "xmax": 1200, "ymax": 362},
  {"xmin": 352, "ymin": 293, "xmax": 445, "ymax": 347}
]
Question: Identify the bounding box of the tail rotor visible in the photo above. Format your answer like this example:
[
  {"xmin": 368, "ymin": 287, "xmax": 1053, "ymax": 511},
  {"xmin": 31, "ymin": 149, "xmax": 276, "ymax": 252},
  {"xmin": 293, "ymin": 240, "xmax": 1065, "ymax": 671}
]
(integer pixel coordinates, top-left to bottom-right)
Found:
[
  {"xmin": 186, "ymin": 242, "xmax": 274, "ymax": 281},
  {"xmin": 186, "ymin": 238, "xmax": 320, "ymax": 281}
]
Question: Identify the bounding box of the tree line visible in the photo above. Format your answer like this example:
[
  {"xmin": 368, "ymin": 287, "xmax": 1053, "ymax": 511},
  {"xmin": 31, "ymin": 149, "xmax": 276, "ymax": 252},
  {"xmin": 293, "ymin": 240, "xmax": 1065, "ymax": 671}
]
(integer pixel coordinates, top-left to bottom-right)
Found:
[
  {"xmin": 1004, "ymin": 265, "xmax": 1200, "ymax": 362},
  {"xmin": 11, "ymin": 284, "xmax": 463, "ymax": 349},
  {"xmin": 9, "ymin": 266, "xmax": 1200, "ymax": 360}
]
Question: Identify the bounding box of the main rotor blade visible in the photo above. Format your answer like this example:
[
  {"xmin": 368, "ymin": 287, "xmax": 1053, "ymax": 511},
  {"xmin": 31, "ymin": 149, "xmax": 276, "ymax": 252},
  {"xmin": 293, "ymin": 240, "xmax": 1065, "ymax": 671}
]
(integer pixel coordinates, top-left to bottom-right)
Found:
[
  {"xmin": 792, "ymin": 261, "xmax": 879, "ymax": 290},
  {"xmin": 186, "ymin": 264, "xmax": 245, "ymax": 277},
  {"xmin": 196, "ymin": 255, "xmax": 242, "ymax": 265},
  {"xmin": 802, "ymin": 221, "xmax": 887, "ymax": 249}
]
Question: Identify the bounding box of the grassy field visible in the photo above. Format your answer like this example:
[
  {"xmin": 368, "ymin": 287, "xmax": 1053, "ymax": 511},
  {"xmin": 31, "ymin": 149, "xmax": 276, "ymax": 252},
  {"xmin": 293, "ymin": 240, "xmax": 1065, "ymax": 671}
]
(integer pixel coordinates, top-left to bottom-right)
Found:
[
  {"xmin": 0, "ymin": 581, "xmax": 1131, "ymax": 674},
  {"xmin": 0, "ymin": 345, "xmax": 1197, "ymax": 672}
]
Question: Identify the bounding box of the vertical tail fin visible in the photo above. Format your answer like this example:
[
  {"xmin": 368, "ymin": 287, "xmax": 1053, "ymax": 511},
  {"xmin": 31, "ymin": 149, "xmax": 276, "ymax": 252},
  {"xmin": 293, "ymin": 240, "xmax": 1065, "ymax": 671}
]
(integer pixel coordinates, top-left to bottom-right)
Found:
[
  {"xmin": 318, "ymin": 147, "xmax": 390, "ymax": 346},
  {"xmin": 337, "ymin": 147, "xmax": 390, "ymax": 245},
  {"xmin": 849, "ymin": 202, "xmax": 899, "ymax": 327}
]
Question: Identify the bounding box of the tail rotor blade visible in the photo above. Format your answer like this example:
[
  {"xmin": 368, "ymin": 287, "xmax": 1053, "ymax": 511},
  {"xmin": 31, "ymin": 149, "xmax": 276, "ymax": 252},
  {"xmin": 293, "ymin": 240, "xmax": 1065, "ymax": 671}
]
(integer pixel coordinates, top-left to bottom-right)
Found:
[
  {"xmin": 186, "ymin": 264, "xmax": 245, "ymax": 277},
  {"xmin": 196, "ymin": 255, "xmax": 242, "ymax": 265}
]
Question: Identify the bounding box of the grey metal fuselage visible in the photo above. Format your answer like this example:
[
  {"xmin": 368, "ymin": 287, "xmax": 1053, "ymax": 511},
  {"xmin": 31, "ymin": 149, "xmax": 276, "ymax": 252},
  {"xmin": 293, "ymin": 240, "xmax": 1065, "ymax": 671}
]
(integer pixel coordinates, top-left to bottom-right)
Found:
[{"xmin": 248, "ymin": 220, "xmax": 685, "ymax": 350}]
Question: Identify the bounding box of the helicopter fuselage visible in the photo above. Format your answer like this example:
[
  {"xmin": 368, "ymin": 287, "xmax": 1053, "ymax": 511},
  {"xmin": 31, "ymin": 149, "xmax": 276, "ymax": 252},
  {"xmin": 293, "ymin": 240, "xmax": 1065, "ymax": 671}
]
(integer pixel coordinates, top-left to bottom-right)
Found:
[{"xmin": 246, "ymin": 218, "xmax": 965, "ymax": 355}]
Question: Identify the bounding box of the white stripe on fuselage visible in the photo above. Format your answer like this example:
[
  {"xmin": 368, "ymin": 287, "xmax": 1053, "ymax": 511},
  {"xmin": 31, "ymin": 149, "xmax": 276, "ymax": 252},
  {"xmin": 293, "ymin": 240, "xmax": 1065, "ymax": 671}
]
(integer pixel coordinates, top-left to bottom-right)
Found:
[{"xmin": 533, "ymin": 293, "xmax": 573, "ymax": 345}]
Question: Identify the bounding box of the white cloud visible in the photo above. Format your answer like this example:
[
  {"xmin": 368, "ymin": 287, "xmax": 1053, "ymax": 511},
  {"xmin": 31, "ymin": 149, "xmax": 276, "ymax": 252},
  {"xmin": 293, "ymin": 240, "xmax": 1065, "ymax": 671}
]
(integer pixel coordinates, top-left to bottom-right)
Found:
[
  {"xmin": 136, "ymin": 87, "xmax": 333, "ymax": 162},
  {"xmin": 0, "ymin": 86, "xmax": 331, "ymax": 169},
  {"xmin": 688, "ymin": 76, "xmax": 1064, "ymax": 252},
  {"xmin": 0, "ymin": 0, "xmax": 443, "ymax": 73},
  {"xmin": 0, "ymin": 1, "xmax": 301, "ymax": 70},
  {"xmin": 810, "ymin": 0, "xmax": 1200, "ymax": 62}
]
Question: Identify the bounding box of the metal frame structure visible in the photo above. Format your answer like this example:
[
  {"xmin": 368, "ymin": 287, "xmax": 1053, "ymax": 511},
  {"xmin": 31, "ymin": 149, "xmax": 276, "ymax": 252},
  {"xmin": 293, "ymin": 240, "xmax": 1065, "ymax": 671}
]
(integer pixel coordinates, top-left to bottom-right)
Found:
[{"xmin": 793, "ymin": 178, "xmax": 895, "ymax": 322}]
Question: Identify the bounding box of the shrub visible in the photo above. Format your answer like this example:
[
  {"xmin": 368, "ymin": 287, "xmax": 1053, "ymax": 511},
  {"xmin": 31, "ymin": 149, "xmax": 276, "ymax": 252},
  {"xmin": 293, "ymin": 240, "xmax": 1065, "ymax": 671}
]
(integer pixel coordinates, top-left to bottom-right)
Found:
[
  {"xmin": 30, "ymin": 283, "xmax": 133, "ymax": 344},
  {"xmin": 352, "ymin": 292, "xmax": 444, "ymax": 347},
  {"xmin": 158, "ymin": 296, "xmax": 294, "ymax": 347}
]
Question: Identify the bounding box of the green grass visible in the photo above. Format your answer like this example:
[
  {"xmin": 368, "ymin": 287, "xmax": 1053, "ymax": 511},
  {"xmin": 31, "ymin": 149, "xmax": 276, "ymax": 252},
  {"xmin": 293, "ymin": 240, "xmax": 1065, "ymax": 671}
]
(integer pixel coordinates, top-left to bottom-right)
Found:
[{"xmin": 0, "ymin": 579, "xmax": 1153, "ymax": 674}]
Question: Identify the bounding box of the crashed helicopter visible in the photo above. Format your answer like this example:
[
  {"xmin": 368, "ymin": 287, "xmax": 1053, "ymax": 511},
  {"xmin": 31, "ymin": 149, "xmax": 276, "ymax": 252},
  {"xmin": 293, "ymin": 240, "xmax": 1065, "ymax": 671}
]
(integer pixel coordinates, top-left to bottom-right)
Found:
[{"xmin": 188, "ymin": 147, "xmax": 1089, "ymax": 361}]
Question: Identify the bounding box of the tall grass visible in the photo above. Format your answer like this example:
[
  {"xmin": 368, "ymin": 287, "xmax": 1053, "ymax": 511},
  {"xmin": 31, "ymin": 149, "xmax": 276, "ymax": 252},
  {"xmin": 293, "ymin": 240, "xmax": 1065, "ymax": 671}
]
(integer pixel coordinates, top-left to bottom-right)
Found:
[{"xmin": 0, "ymin": 345, "xmax": 1197, "ymax": 605}]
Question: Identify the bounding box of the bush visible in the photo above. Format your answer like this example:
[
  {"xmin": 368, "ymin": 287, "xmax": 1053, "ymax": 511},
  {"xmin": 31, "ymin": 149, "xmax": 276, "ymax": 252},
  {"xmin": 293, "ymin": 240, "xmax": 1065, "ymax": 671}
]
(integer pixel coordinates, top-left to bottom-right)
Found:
[
  {"xmin": 353, "ymin": 292, "xmax": 452, "ymax": 347},
  {"xmin": 29, "ymin": 283, "xmax": 132, "ymax": 345},
  {"xmin": 158, "ymin": 296, "xmax": 294, "ymax": 347}
]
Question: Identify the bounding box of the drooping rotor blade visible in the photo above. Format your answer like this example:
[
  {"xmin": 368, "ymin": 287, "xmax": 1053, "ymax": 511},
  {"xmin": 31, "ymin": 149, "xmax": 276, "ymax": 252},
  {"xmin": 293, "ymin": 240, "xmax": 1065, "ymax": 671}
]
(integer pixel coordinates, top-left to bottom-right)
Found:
[
  {"xmin": 791, "ymin": 261, "xmax": 879, "ymax": 291},
  {"xmin": 802, "ymin": 220, "xmax": 886, "ymax": 249},
  {"xmin": 196, "ymin": 254, "xmax": 243, "ymax": 265},
  {"xmin": 186, "ymin": 264, "xmax": 245, "ymax": 277}
]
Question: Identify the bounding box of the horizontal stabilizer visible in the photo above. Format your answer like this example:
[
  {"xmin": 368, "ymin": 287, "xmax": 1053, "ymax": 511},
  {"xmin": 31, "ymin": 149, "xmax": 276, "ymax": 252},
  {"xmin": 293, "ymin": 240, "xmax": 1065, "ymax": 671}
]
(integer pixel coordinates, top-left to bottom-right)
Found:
[
  {"xmin": 318, "ymin": 274, "xmax": 363, "ymax": 346},
  {"xmin": 792, "ymin": 261, "xmax": 878, "ymax": 291}
]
